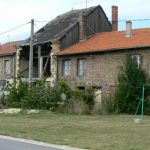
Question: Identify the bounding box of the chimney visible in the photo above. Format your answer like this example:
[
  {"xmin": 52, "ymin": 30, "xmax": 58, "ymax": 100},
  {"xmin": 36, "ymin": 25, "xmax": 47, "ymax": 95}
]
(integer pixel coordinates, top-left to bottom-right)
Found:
[
  {"xmin": 79, "ymin": 12, "xmax": 87, "ymax": 41},
  {"xmin": 126, "ymin": 21, "xmax": 132, "ymax": 37},
  {"xmin": 112, "ymin": 5, "xmax": 118, "ymax": 31}
]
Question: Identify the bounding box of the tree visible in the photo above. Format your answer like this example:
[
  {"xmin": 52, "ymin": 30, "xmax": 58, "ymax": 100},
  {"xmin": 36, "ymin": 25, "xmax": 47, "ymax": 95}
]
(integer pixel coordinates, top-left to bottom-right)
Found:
[{"xmin": 114, "ymin": 56, "xmax": 149, "ymax": 113}]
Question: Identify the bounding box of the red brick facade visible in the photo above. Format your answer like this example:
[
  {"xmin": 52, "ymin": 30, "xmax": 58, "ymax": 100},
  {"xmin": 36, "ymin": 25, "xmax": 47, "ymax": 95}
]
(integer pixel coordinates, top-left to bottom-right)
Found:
[{"xmin": 57, "ymin": 48, "xmax": 150, "ymax": 98}]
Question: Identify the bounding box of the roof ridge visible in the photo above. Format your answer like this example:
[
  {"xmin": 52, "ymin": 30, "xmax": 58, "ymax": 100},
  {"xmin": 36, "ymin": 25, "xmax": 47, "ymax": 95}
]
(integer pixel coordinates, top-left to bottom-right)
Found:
[
  {"xmin": 95, "ymin": 27, "xmax": 150, "ymax": 34},
  {"xmin": 2, "ymin": 41, "xmax": 21, "ymax": 45},
  {"xmin": 22, "ymin": 5, "xmax": 102, "ymax": 46}
]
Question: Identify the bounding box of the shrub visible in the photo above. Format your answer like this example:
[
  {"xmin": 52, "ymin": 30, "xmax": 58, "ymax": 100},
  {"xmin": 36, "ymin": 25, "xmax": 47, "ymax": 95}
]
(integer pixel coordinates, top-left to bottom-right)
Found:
[
  {"xmin": 21, "ymin": 78, "xmax": 63, "ymax": 110},
  {"xmin": 3, "ymin": 78, "xmax": 95, "ymax": 113},
  {"xmin": 21, "ymin": 78, "xmax": 48, "ymax": 109},
  {"xmin": 4, "ymin": 78, "xmax": 29, "ymax": 108},
  {"xmin": 56, "ymin": 78, "xmax": 71, "ymax": 95},
  {"xmin": 72, "ymin": 87, "xmax": 95, "ymax": 109},
  {"xmin": 83, "ymin": 86, "xmax": 95, "ymax": 109},
  {"xmin": 4, "ymin": 78, "xmax": 62, "ymax": 110},
  {"xmin": 114, "ymin": 57, "xmax": 150, "ymax": 114},
  {"xmin": 57, "ymin": 85, "xmax": 95, "ymax": 114},
  {"xmin": 145, "ymin": 98, "xmax": 150, "ymax": 115}
]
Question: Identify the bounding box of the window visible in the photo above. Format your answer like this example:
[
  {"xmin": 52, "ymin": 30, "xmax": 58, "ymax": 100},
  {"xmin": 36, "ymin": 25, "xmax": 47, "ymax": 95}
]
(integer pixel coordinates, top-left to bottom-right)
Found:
[
  {"xmin": 77, "ymin": 58, "xmax": 86, "ymax": 76},
  {"xmin": 78, "ymin": 86, "xmax": 85, "ymax": 90},
  {"xmin": 4, "ymin": 60, "xmax": 11, "ymax": 75},
  {"xmin": 63, "ymin": 59, "xmax": 71, "ymax": 76},
  {"xmin": 131, "ymin": 55, "xmax": 141, "ymax": 67}
]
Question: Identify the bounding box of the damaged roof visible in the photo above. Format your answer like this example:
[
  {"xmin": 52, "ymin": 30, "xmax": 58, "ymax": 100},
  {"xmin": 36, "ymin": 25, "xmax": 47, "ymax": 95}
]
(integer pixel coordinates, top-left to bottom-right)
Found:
[
  {"xmin": 0, "ymin": 41, "xmax": 20, "ymax": 56},
  {"xmin": 55, "ymin": 28, "xmax": 150, "ymax": 56},
  {"xmin": 21, "ymin": 5, "xmax": 108, "ymax": 46}
]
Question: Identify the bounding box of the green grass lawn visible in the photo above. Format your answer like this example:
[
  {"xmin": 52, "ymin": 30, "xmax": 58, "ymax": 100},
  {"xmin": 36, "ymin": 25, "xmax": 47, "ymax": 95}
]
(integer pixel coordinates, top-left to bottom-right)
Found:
[{"xmin": 0, "ymin": 111, "xmax": 149, "ymax": 150}]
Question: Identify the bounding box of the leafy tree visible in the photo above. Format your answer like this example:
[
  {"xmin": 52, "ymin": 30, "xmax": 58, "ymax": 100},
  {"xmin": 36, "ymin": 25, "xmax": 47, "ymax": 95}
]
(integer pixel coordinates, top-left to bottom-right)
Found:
[{"xmin": 115, "ymin": 56, "xmax": 150, "ymax": 114}]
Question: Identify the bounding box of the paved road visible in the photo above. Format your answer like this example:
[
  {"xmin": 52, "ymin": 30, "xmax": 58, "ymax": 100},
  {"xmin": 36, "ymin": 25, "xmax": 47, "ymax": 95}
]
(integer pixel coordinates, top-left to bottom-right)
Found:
[{"xmin": 0, "ymin": 138, "xmax": 61, "ymax": 150}]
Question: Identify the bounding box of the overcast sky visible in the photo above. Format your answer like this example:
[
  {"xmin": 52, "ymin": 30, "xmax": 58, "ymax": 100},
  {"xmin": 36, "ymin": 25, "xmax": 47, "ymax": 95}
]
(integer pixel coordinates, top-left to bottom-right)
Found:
[{"xmin": 0, "ymin": 0, "xmax": 150, "ymax": 44}]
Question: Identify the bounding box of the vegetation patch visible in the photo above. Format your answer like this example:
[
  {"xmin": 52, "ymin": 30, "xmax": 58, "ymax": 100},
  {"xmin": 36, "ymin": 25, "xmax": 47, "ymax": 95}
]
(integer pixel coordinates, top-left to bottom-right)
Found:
[
  {"xmin": 2, "ymin": 78, "xmax": 95, "ymax": 114},
  {"xmin": 114, "ymin": 57, "xmax": 150, "ymax": 114},
  {"xmin": 0, "ymin": 113, "xmax": 149, "ymax": 150}
]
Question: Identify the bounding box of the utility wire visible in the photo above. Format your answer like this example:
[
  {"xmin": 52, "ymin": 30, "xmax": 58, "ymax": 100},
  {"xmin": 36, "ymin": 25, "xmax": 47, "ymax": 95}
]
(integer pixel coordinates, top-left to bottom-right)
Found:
[
  {"xmin": 36, "ymin": 18, "xmax": 150, "ymax": 24},
  {"xmin": 0, "ymin": 22, "xmax": 30, "ymax": 36},
  {"xmin": 34, "ymin": 23, "xmax": 40, "ymax": 31},
  {"xmin": 0, "ymin": 18, "xmax": 150, "ymax": 38},
  {"xmin": 35, "ymin": 21, "xmax": 49, "ymax": 23},
  {"xmin": 111, "ymin": 18, "xmax": 150, "ymax": 22}
]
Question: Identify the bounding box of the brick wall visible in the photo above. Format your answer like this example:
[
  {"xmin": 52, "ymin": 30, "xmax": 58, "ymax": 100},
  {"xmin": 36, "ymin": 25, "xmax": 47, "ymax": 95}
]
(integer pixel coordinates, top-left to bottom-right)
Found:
[{"xmin": 57, "ymin": 48, "xmax": 150, "ymax": 98}]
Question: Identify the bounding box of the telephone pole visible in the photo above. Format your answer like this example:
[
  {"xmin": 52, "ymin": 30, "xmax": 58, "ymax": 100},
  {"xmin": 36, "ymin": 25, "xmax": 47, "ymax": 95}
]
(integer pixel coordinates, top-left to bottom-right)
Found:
[{"xmin": 29, "ymin": 19, "xmax": 34, "ymax": 84}]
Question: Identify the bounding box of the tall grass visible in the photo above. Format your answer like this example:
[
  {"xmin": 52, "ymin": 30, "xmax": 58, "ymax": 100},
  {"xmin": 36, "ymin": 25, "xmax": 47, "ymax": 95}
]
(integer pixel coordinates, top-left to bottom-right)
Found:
[{"xmin": 99, "ymin": 96, "xmax": 117, "ymax": 114}]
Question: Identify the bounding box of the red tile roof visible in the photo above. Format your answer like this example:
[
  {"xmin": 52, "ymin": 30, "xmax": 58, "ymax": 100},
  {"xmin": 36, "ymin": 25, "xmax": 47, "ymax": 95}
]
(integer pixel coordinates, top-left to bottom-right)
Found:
[
  {"xmin": 56, "ymin": 28, "xmax": 150, "ymax": 56},
  {"xmin": 0, "ymin": 41, "xmax": 20, "ymax": 56}
]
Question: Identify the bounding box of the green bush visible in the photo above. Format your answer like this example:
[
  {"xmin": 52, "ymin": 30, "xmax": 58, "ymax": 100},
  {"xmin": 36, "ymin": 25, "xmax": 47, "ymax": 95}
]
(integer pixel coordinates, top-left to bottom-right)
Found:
[
  {"xmin": 144, "ymin": 99, "xmax": 150, "ymax": 115},
  {"xmin": 20, "ymin": 78, "xmax": 64, "ymax": 110},
  {"xmin": 4, "ymin": 78, "xmax": 29, "ymax": 108},
  {"xmin": 4, "ymin": 78, "xmax": 62, "ymax": 110},
  {"xmin": 72, "ymin": 87, "xmax": 95, "ymax": 109},
  {"xmin": 3, "ymin": 77, "xmax": 95, "ymax": 113},
  {"xmin": 114, "ymin": 57, "xmax": 150, "ymax": 114},
  {"xmin": 57, "ymin": 85, "xmax": 95, "ymax": 114},
  {"xmin": 21, "ymin": 79, "xmax": 48, "ymax": 109},
  {"xmin": 56, "ymin": 78, "xmax": 71, "ymax": 96}
]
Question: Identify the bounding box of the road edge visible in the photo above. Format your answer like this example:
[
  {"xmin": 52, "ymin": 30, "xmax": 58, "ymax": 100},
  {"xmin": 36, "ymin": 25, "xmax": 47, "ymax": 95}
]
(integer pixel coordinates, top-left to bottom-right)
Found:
[{"xmin": 0, "ymin": 135, "xmax": 85, "ymax": 150}]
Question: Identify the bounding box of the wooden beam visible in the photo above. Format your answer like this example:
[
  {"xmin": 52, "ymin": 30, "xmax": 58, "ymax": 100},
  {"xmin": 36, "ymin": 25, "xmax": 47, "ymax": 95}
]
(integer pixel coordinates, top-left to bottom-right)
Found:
[
  {"xmin": 40, "ymin": 57, "xmax": 43, "ymax": 78},
  {"xmin": 38, "ymin": 45, "xmax": 41, "ymax": 78}
]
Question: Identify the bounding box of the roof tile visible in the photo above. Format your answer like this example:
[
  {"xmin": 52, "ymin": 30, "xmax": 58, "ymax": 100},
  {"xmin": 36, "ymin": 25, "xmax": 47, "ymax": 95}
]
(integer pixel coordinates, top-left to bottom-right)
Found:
[
  {"xmin": 0, "ymin": 41, "xmax": 20, "ymax": 56},
  {"xmin": 56, "ymin": 28, "xmax": 150, "ymax": 56}
]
